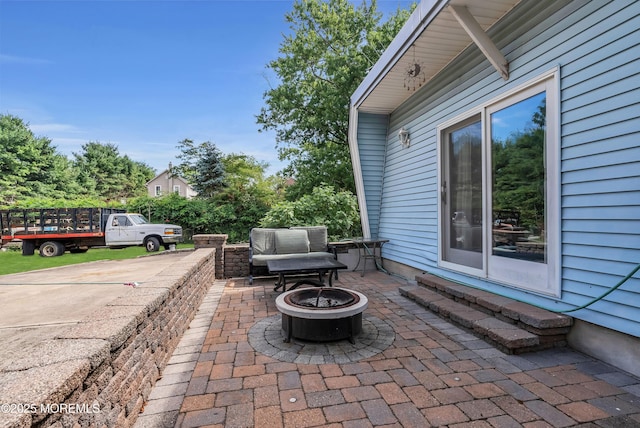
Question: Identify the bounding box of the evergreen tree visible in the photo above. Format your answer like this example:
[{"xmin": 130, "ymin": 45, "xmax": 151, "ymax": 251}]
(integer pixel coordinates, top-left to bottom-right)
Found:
[
  {"xmin": 0, "ymin": 114, "xmax": 79, "ymax": 205},
  {"xmin": 73, "ymin": 142, "xmax": 154, "ymax": 201},
  {"xmin": 174, "ymin": 139, "xmax": 226, "ymax": 198}
]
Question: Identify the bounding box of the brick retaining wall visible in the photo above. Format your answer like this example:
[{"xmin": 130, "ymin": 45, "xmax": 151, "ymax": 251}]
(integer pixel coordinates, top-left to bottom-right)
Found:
[
  {"xmin": 0, "ymin": 248, "xmax": 216, "ymax": 428},
  {"xmin": 219, "ymin": 241, "xmax": 359, "ymax": 279},
  {"xmin": 223, "ymin": 243, "xmax": 250, "ymax": 278}
]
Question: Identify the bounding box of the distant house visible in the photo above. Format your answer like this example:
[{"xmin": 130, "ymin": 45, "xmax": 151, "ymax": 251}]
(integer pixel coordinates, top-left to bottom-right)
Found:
[
  {"xmin": 349, "ymin": 0, "xmax": 639, "ymax": 375},
  {"xmin": 146, "ymin": 164, "xmax": 197, "ymax": 199}
]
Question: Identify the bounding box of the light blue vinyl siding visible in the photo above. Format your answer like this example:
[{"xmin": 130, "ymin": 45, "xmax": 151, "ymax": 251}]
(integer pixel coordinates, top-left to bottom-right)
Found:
[
  {"xmin": 357, "ymin": 113, "xmax": 388, "ymax": 239},
  {"xmin": 361, "ymin": 0, "xmax": 640, "ymax": 337},
  {"xmin": 559, "ymin": 0, "xmax": 640, "ymax": 333}
]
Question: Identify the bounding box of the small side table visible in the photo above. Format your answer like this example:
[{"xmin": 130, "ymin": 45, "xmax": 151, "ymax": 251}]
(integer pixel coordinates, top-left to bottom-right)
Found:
[{"xmin": 351, "ymin": 239, "xmax": 389, "ymax": 276}]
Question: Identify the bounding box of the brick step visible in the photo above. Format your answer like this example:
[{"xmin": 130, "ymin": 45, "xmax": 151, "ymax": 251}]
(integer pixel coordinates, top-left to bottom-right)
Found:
[{"xmin": 399, "ymin": 273, "xmax": 573, "ymax": 354}]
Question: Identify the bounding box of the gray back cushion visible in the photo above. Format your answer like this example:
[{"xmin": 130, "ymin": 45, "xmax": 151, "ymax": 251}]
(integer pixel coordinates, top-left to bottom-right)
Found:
[
  {"xmin": 251, "ymin": 228, "xmax": 277, "ymax": 255},
  {"xmin": 275, "ymin": 229, "xmax": 309, "ymax": 254},
  {"xmin": 292, "ymin": 226, "xmax": 327, "ymax": 252}
]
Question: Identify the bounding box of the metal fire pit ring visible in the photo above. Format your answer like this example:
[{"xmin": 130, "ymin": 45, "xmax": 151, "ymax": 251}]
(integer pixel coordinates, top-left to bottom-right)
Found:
[
  {"xmin": 283, "ymin": 287, "xmax": 360, "ymax": 309},
  {"xmin": 275, "ymin": 287, "xmax": 368, "ymax": 344}
]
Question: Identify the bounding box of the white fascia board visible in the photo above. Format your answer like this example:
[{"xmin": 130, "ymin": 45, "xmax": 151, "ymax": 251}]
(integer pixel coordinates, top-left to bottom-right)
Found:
[{"xmin": 350, "ymin": 0, "xmax": 448, "ymax": 109}]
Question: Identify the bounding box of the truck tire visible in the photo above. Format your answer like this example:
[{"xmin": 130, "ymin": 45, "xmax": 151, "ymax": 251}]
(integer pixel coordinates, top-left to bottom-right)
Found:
[
  {"xmin": 22, "ymin": 240, "xmax": 36, "ymax": 256},
  {"xmin": 39, "ymin": 241, "xmax": 65, "ymax": 257},
  {"xmin": 145, "ymin": 237, "xmax": 160, "ymax": 252}
]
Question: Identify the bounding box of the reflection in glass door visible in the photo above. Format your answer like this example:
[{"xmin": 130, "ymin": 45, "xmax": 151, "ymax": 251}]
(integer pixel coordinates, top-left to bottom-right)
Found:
[
  {"xmin": 490, "ymin": 92, "xmax": 547, "ymax": 264},
  {"xmin": 487, "ymin": 89, "xmax": 550, "ymax": 291},
  {"xmin": 443, "ymin": 118, "xmax": 483, "ymax": 270}
]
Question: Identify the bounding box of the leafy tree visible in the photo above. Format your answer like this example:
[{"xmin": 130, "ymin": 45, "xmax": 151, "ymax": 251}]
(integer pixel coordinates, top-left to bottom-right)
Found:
[
  {"xmin": 280, "ymin": 142, "xmax": 354, "ymax": 201},
  {"xmin": 8, "ymin": 196, "xmax": 122, "ymax": 209},
  {"xmin": 213, "ymin": 154, "xmax": 279, "ymax": 242},
  {"xmin": 221, "ymin": 153, "xmax": 267, "ymax": 190},
  {"xmin": 260, "ymin": 184, "xmax": 361, "ymax": 239},
  {"xmin": 173, "ymin": 139, "xmax": 225, "ymax": 198},
  {"xmin": 73, "ymin": 142, "xmax": 154, "ymax": 201},
  {"xmin": 257, "ymin": 0, "xmax": 414, "ymax": 195},
  {"xmin": 220, "ymin": 153, "xmax": 281, "ymax": 201},
  {"xmin": 0, "ymin": 114, "xmax": 79, "ymax": 205}
]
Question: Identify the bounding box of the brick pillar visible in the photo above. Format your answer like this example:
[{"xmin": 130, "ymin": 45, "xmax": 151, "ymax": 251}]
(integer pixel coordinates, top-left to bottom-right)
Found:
[
  {"xmin": 223, "ymin": 244, "xmax": 250, "ymax": 278},
  {"xmin": 193, "ymin": 234, "xmax": 228, "ymax": 279}
]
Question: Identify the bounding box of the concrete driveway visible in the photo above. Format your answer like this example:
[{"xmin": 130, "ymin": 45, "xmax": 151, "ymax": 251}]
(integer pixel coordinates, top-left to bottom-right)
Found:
[{"xmin": 0, "ymin": 252, "xmax": 191, "ymax": 363}]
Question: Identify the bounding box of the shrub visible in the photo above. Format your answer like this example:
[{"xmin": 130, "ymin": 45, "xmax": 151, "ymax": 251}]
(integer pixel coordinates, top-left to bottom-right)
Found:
[{"xmin": 260, "ymin": 185, "xmax": 361, "ymax": 240}]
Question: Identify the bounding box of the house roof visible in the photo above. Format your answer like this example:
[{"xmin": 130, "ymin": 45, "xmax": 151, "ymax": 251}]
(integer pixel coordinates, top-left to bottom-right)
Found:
[
  {"xmin": 145, "ymin": 168, "xmax": 191, "ymax": 187},
  {"xmin": 351, "ymin": 0, "xmax": 522, "ymax": 114}
]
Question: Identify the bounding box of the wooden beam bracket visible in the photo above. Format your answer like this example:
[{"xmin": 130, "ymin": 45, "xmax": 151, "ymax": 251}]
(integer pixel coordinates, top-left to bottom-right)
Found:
[{"xmin": 448, "ymin": 5, "xmax": 509, "ymax": 80}]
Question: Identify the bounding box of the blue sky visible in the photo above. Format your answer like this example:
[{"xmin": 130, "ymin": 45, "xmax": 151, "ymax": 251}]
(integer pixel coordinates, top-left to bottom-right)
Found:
[{"xmin": 0, "ymin": 0, "xmax": 413, "ymax": 176}]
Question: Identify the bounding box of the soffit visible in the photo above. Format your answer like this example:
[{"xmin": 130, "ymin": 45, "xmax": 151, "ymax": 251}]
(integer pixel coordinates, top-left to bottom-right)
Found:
[{"xmin": 353, "ymin": 0, "xmax": 522, "ymax": 114}]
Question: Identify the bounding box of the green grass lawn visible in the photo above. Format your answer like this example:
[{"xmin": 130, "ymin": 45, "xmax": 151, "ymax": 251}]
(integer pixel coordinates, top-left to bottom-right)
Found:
[{"xmin": 0, "ymin": 244, "xmax": 194, "ymax": 276}]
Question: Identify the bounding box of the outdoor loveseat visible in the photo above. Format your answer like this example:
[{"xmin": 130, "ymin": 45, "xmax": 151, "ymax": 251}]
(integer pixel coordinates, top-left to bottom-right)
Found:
[{"xmin": 248, "ymin": 226, "xmax": 337, "ymax": 284}]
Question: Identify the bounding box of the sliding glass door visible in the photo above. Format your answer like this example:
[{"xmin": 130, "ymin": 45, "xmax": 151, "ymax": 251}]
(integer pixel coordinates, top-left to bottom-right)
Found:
[
  {"xmin": 439, "ymin": 73, "xmax": 558, "ymax": 295},
  {"xmin": 442, "ymin": 117, "xmax": 483, "ymax": 271}
]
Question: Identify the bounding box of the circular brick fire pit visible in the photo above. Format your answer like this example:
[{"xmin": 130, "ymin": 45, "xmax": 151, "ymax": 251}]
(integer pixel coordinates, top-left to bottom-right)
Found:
[{"xmin": 275, "ymin": 287, "xmax": 368, "ymax": 343}]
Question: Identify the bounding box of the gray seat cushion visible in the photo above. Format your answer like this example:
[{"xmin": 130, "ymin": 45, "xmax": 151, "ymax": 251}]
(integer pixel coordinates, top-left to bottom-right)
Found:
[{"xmin": 252, "ymin": 252, "xmax": 331, "ymax": 267}]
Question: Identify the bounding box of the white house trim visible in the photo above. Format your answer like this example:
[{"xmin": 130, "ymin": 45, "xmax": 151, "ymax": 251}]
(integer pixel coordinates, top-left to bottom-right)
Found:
[
  {"xmin": 448, "ymin": 5, "xmax": 509, "ymax": 80},
  {"xmin": 348, "ymin": 106, "xmax": 371, "ymax": 239}
]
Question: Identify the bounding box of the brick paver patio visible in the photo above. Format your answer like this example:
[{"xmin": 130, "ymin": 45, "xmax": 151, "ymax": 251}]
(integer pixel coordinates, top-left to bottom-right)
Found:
[{"xmin": 135, "ymin": 272, "xmax": 640, "ymax": 428}]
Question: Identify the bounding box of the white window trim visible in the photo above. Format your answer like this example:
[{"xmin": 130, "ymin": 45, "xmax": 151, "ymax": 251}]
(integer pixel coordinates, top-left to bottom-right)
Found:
[
  {"xmin": 437, "ymin": 67, "xmax": 561, "ymax": 297},
  {"xmin": 154, "ymin": 185, "xmax": 162, "ymax": 196}
]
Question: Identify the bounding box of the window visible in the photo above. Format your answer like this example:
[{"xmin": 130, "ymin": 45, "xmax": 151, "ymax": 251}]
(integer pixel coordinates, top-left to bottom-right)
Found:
[
  {"xmin": 439, "ymin": 72, "xmax": 559, "ymax": 295},
  {"xmin": 155, "ymin": 185, "xmax": 161, "ymax": 196},
  {"xmin": 129, "ymin": 214, "xmax": 149, "ymax": 225},
  {"xmin": 113, "ymin": 215, "xmax": 131, "ymax": 227},
  {"xmin": 173, "ymin": 185, "xmax": 180, "ymax": 194}
]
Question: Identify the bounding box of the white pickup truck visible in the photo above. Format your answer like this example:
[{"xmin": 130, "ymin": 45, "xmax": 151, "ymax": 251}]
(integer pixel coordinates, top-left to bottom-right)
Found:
[{"xmin": 0, "ymin": 208, "xmax": 183, "ymax": 257}]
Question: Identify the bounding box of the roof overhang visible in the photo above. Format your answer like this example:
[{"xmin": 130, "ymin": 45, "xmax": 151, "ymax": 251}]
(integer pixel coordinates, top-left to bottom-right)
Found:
[{"xmin": 351, "ymin": 0, "xmax": 522, "ymax": 114}]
